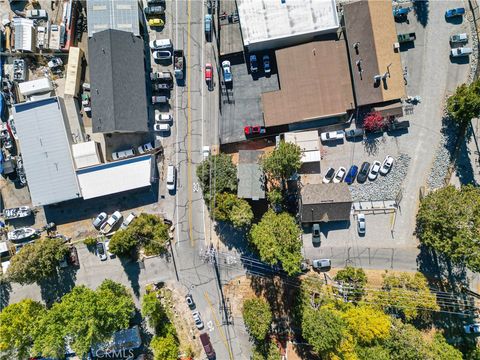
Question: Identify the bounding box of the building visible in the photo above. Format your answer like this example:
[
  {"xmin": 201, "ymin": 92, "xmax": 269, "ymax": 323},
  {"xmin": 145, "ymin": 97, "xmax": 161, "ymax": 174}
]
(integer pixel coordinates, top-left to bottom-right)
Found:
[
  {"xmin": 237, "ymin": 150, "xmax": 265, "ymax": 200},
  {"xmin": 13, "ymin": 97, "xmax": 81, "ymax": 206},
  {"xmin": 262, "ymin": 37, "xmax": 354, "ymax": 129},
  {"xmin": 88, "ymin": 29, "xmax": 148, "ymax": 133},
  {"xmin": 237, "ymin": 0, "xmax": 339, "ymax": 52},
  {"xmin": 18, "ymin": 78, "xmax": 53, "ymax": 98},
  {"xmin": 64, "ymin": 47, "xmax": 84, "ymax": 97},
  {"xmin": 343, "ymin": 0, "xmax": 406, "ymax": 109},
  {"xmin": 76, "ymin": 155, "xmax": 153, "ymax": 200},
  {"xmin": 300, "ymin": 183, "xmax": 352, "ymax": 223},
  {"xmin": 284, "ymin": 130, "xmax": 321, "ymax": 163},
  {"xmin": 91, "ymin": 326, "xmax": 142, "ymax": 356},
  {"xmin": 72, "ymin": 141, "xmax": 102, "ymax": 169},
  {"xmin": 13, "ymin": 18, "xmax": 35, "ymax": 52},
  {"xmin": 87, "ymin": 0, "xmax": 141, "ymax": 37}
]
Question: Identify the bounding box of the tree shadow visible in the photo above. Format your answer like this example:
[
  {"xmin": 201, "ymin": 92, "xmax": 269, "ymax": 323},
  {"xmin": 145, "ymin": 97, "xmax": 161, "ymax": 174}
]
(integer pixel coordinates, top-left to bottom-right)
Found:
[
  {"xmin": 0, "ymin": 280, "xmax": 12, "ymax": 310},
  {"xmin": 39, "ymin": 267, "xmax": 77, "ymax": 306},
  {"xmin": 416, "ymin": 245, "xmax": 478, "ymax": 352},
  {"xmin": 119, "ymin": 256, "xmax": 141, "ymax": 298},
  {"xmin": 453, "ymin": 134, "xmax": 477, "ymax": 186},
  {"xmin": 362, "ymin": 135, "xmax": 383, "ymax": 156},
  {"xmin": 413, "ymin": 0, "xmax": 429, "ymax": 27},
  {"xmin": 215, "ymin": 221, "xmax": 249, "ymax": 253}
]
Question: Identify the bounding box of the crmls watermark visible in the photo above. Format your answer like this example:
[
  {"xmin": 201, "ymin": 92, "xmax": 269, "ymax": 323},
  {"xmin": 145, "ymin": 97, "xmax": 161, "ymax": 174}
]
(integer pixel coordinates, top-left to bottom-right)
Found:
[{"xmin": 94, "ymin": 348, "xmax": 135, "ymax": 359}]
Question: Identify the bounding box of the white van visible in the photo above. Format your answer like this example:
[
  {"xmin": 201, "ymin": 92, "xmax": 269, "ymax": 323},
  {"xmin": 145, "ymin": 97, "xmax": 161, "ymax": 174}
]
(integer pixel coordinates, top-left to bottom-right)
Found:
[
  {"xmin": 112, "ymin": 148, "xmax": 135, "ymax": 161},
  {"xmin": 150, "ymin": 38, "xmax": 173, "ymax": 50},
  {"xmin": 166, "ymin": 165, "xmax": 176, "ymax": 191}
]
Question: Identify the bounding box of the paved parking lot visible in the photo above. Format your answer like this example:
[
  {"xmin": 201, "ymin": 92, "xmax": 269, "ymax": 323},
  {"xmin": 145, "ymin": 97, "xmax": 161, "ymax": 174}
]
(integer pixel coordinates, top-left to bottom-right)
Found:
[{"xmin": 219, "ymin": 52, "xmax": 279, "ymax": 144}]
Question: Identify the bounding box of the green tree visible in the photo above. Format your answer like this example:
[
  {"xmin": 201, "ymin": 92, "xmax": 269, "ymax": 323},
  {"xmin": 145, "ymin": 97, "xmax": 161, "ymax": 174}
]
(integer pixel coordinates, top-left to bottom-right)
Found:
[
  {"xmin": 32, "ymin": 280, "xmax": 134, "ymax": 357},
  {"xmin": 428, "ymin": 333, "xmax": 463, "ymax": 360},
  {"xmin": 83, "ymin": 236, "xmax": 97, "ymax": 247},
  {"xmin": 6, "ymin": 238, "xmax": 68, "ymax": 285},
  {"xmin": 447, "ymin": 79, "xmax": 480, "ymax": 125},
  {"xmin": 249, "ymin": 210, "xmax": 302, "ymax": 275},
  {"xmin": 261, "ymin": 141, "xmax": 302, "ymax": 184},
  {"xmin": 242, "ymin": 298, "xmax": 272, "ymax": 341},
  {"xmin": 416, "ymin": 185, "xmax": 480, "ymax": 272},
  {"xmin": 266, "ymin": 341, "xmax": 281, "ymax": 360},
  {"xmin": 213, "ymin": 193, "xmax": 254, "ymax": 228},
  {"xmin": 141, "ymin": 292, "xmax": 167, "ymax": 330},
  {"xmin": 109, "ymin": 213, "xmax": 169, "ymax": 257},
  {"xmin": 301, "ymin": 307, "xmax": 346, "ymax": 355},
  {"xmin": 343, "ymin": 305, "xmax": 391, "ymax": 346},
  {"xmin": 334, "ymin": 267, "xmax": 367, "ymax": 301},
  {"xmin": 251, "ymin": 341, "xmax": 281, "ymax": 360},
  {"xmin": 151, "ymin": 333, "xmax": 179, "ymax": 360},
  {"xmin": 356, "ymin": 345, "xmax": 391, "ymax": 360},
  {"xmin": 370, "ymin": 272, "xmax": 438, "ymax": 321},
  {"xmin": 266, "ymin": 187, "xmax": 283, "ymax": 208},
  {"xmin": 197, "ymin": 153, "xmax": 238, "ymax": 202},
  {"xmin": 0, "ymin": 299, "xmax": 46, "ymax": 359}
]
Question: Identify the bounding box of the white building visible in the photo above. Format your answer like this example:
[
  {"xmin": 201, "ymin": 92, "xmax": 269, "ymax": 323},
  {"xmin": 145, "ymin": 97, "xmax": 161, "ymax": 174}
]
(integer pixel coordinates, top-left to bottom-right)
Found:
[
  {"xmin": 13, "ymin": 17, "xmax": 36, "ymax": 52},
  {"xmin": 237, "ymin": 0, "xmax": 339, "ymax": 52}
]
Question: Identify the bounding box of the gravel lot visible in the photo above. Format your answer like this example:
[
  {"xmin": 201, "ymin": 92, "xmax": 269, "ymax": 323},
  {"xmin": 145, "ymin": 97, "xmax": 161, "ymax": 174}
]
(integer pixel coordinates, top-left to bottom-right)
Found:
[{"xmin": 349, "ymin": 153, "xmax": 411, "ymax": 202}]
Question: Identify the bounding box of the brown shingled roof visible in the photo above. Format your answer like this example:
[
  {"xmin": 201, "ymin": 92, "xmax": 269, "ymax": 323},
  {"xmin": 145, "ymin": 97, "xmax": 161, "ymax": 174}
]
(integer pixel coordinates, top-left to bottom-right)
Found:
[
  {"xmin": 300, "ymin": 183, "xmax": 352, "ymax": 222},
  {"xmin": 343, "ymin": 0, "xmax": 406, "ymax": 106},
  {"xmin": 262, "ymin": 37, "xmax": 355, "ymax": 127}
]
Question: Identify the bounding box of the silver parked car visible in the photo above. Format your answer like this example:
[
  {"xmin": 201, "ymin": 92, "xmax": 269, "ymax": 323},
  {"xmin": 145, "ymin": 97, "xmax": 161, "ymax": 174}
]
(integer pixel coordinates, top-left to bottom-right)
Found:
[{"xmin": 153, "ymin": 50, "xmax": 172, "ymax": 60}]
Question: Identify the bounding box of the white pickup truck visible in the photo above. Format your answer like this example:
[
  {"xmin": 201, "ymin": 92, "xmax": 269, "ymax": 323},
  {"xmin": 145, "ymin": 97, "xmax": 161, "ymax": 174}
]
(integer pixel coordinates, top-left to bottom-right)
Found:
[
  {"xmin": 100, "ymin": 211, "xmax": 122, "ymax": 234},
  {"xmin": 320, "ymin": 130, "xmax": 345, "ymax": 142}
]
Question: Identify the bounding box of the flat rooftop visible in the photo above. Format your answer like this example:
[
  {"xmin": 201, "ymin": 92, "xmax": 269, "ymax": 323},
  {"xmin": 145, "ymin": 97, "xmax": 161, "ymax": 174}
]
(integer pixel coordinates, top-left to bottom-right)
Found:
[
  {"xmin": 237, "ymin": 150, "xmax": 265, "ymax": 200},
  {"xmin": 219, "ymin": 1, "xmax": 244, "ymax": 56},
  {"xmin": 262, "ymin": 37, "xmax": 354, "ymax": 127},
  {"xmin": 237, "ymin": 0, "xmax": 339, "ymax": 49},
  {"xmin": 344, "ymin": 0, "xmax": 406, "ymax": 106}
]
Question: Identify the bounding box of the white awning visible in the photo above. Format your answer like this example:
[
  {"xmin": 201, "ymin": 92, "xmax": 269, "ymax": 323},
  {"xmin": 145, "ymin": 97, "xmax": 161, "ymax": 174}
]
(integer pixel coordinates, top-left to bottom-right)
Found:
[{"xmin": 76, "ymin": 155, "xmax": 153, "ymax": 199}]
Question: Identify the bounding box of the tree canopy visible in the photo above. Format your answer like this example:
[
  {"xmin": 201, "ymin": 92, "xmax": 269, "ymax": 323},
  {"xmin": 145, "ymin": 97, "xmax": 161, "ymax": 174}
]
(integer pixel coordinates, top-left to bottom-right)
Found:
[
  {"xmin": 6, "ymin": 238, "xmax": 68, "ymax": 285},
  {"xmin": 343, "ymin": 305, "xmax": 391, "ymax": 346},
  {"xmin": 0, "ymin": 299, "xmax": 46, "ymax": 359},
  {"xmin": 213, "ymin": 192, "xmax": 254, "ymax": 228},
  {"xmin": 369, "ymin": 272, "xmax": 439, "ymax": 321},
  {"xmin": 109, "ymin": 213, "xmax": 169, "ymax": 257},
  {"xmin": 447, "ymin": 79, "xmax": 480, "ymax": 125},
  {"xmin": 197, "ymin": 153, "xmax": 238, "ymax": 203},
  {"xmin": 416, "ymin": 185, "xmax": 480, "ymax": 272},
  {"xmin": 363, "ymin": 111, "xmax": 385, "ymax": 132},
  {"xmin": 32, "ymin": 280, "xmax": 134, "ymax": 358},
  {"xmin": 151, "ymin": 333, "xmax": 179, "ymax": 360},
  {"xmin": 301, "ymin": 307, "xmax": 346, "ymax": 355},
  {"xmin": 334, "ymin": 266, "xmax": 367, "ymax": 302},
  {"xmin": 261, "ymin": 141, "xmax": 302, "ymax": 183},
  {"xmin": 249, "ymin": 210, "xmax": 302, "ymax": 275},
  {"xmin": 242, "ymin": 298, "xmax": 273, "ymax": 341}
]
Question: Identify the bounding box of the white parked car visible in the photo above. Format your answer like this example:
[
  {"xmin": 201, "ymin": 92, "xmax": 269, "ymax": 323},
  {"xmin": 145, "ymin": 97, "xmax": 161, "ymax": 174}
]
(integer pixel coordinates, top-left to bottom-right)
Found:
[
  {"xmin": 96, "ymin": 242, "xmax": 107, "ymax": 261},
  {"xmin": 166, "ymin": 165, "xmax": 176, "ymax": 191},
  {"xmin": 192, "ymin": 311, "xmax": 204, "ymax": 329},
  {"xmin": 357, "ymin": 213, "xmax": 366, "ymax": 235},
  {"xmin": 47, "ymin": 57, "xmax": 63, "ymax": 68},
  {"xmin": 333, "ymin": 167, "xmax": 346, "ymax": 183},
  {"xmin": 153, "ymin": 50, "xmax": 172, "ymax": 60},
  {"xmin": 312, "ymin": 259, "xmax": 331, "ymax": 271},
  {"xmin": 321, "ymin": 130, "xmax": 344, "ymax": 142},
  {"xmin": 155, "ymin": 112, "xmax": 173, "ymax": 123},
  {"xmin": 100, "ymin": 211, "xmax": 123, "ymax": 234},
  {"xmin": 152, "ymin": 95, "xmax": 168, "ymax": 104},
  {"xmin": 104, "ymin": 240, "xmax": 115, "ymax": 258},
  {"xmin": 451, "ymin": 47, "xmax": 472, "ymax": 57},
  {"xmin": 26, "ymin": 9, "xmax": 48, "ymax": 19},
  {"xmin": 322, "ymin": 167, "xmax": 335, "ymax": 184},
  {"xmin": 380, "ymin": 155, "xmax": 394, "ymax": 175},
  {"xmin": 154, "ymin": 123, "xmax": 171, "ymax": 133},
  {"xmin": 368, "ymin": 161, "xmax": 381, "ymax": 180},
  {"xmin": 120, "ymin": 212, "xmax": 136, "ymax": 230},
  {"xmin": 202, "ymin": 146, "xmax": 210, "ymax": 158},
  {"xmin": 222, "ymin": 60, "xmax": 232, "ymax": 82},
  {"xmin": 112, "ymin": 148, "xmax": 135, "ymax": 161},
  {"xmin": 138, "ymin": 141, "xmax": 154, "ymax": 154}
]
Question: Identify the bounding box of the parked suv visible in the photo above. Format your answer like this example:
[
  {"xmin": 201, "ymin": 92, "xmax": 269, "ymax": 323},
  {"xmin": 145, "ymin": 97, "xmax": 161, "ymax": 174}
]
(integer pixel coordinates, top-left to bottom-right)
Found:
[
  {"xmin": 312, "ymin": 223, "xmax": 321, "ymax": 246},
  {"xmin": 200, "ymin": 333, "xmax": 216, "ymax": 359}
]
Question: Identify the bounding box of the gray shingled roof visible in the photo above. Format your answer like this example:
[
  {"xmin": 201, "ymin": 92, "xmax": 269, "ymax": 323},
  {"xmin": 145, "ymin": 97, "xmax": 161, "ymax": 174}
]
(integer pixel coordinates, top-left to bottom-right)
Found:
[
  {"xmin": 300, "ymin": 183, "xmax": 352, "ymax": 222},
  {"xmin": 87, "ymin": 0, "xmax": 141, "ymax": 37},
  {"xmin": 237, "ymin": 150, "xmax": 265, "ymax": 200},
  {"xmin": 88, "ymin": 29, "xmax": 148, "ymax": 133},
  {"xmin": 13, "ymin": 97, "xmax": 81, "ymax": 206}
]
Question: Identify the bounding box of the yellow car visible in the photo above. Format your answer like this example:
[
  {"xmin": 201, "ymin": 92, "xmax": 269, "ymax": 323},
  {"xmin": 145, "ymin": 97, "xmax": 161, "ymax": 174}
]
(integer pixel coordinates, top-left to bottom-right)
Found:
[{"xmin": 148, "ymin": 18, "xmax": 164, "ymax": 27}]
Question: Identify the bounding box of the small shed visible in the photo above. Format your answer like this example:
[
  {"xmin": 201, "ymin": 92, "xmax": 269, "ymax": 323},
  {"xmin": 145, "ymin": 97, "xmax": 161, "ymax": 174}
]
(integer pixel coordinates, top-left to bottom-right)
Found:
[
  {"xmin": 237, "ymin": 150, "xmax": 265, "ymax": 200},
  {"xmin": 64, "ymin": 47, "xmax": 84, "ymax": 97},
  {"xmin": 300, "ymin": 183, "xmax": 352, "ymax": 223}
]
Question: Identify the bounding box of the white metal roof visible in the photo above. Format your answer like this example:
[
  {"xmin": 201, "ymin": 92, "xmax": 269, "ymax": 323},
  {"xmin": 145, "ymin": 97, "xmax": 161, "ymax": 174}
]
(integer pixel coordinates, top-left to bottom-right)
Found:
[
  {"xmin": 87, "ymin": 0, "xmax": 140, "ymax": 37},
  {"xmin": 13, "ymin": 97, "xmax": 81, "ymax": 206},
  {"xmin": 18, "ymin": 77, "xmax": 53, "ymax": 97},
  {"xmin": 13, "ymin": 18, "xmax": 35, "ymax": 52},
  {"xmin": 76, "ymin": 155, "xmax": 152, "ymax": 200},
  {"xmin": 72, "ymin": 141, "xmax": 101, "ymax": 169},
  {"xmin": 237, "ymin": 0, "xmax": 339, "ymax": 49},
  {"xmin": 284, "ymin": 130, "xmax": 320, "ymax": 163}
]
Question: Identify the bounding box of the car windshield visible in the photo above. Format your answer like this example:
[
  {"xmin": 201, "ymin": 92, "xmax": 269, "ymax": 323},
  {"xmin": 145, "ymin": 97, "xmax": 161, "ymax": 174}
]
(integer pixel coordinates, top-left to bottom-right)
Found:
[{"xmin": 326, "ymin": 168, "xmax": 335, "ymax": 177}]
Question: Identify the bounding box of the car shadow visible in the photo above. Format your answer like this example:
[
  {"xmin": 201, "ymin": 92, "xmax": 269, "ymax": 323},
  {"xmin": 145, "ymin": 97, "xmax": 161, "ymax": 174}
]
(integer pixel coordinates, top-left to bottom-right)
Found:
[
  {"xmin": 450, "ymin": 56, "xmax": 471, "ymax": 65},
  {"xmin": 445, "ymin": 16, "xmax": 464, "ymax": 25}
]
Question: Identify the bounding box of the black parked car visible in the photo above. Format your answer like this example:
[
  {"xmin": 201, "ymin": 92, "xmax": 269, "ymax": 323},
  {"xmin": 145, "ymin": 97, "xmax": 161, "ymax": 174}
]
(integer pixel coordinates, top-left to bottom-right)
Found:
[
  {"xmin": 144, "ymin": 5, "xmax": 165, "ymax": 16},
  {"xmin": 357, "ymin": 162, "xmax": 370, "ymax": 183}
]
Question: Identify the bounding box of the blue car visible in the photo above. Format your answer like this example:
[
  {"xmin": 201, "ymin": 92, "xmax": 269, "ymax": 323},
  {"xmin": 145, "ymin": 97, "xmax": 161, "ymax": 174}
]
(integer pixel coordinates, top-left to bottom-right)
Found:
[
  {"xmin": 393, "ymin": 7, "xmax": 410, "ymax": 19},
  {"xmin": 445, "ymin": 7, "xmax": 465, "ymax": 18},
  {"xmin": 249, "ymin": 54, "xmax": 258, "ymax": 73},
  {"xmin": 344, "ymin": 165, "xmax": 358, "ymax": 185}
]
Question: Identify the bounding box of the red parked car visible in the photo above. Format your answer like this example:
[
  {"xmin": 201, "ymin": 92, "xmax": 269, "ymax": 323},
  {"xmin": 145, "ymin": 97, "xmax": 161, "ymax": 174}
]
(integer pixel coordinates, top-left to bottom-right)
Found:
[
  {"xmin": 244, "ymin": 126, "xmax": 266, "ymax": 136},
  {"xmin": 205, "ymin": 63, "xmax": 213, "ymax": 82}
]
